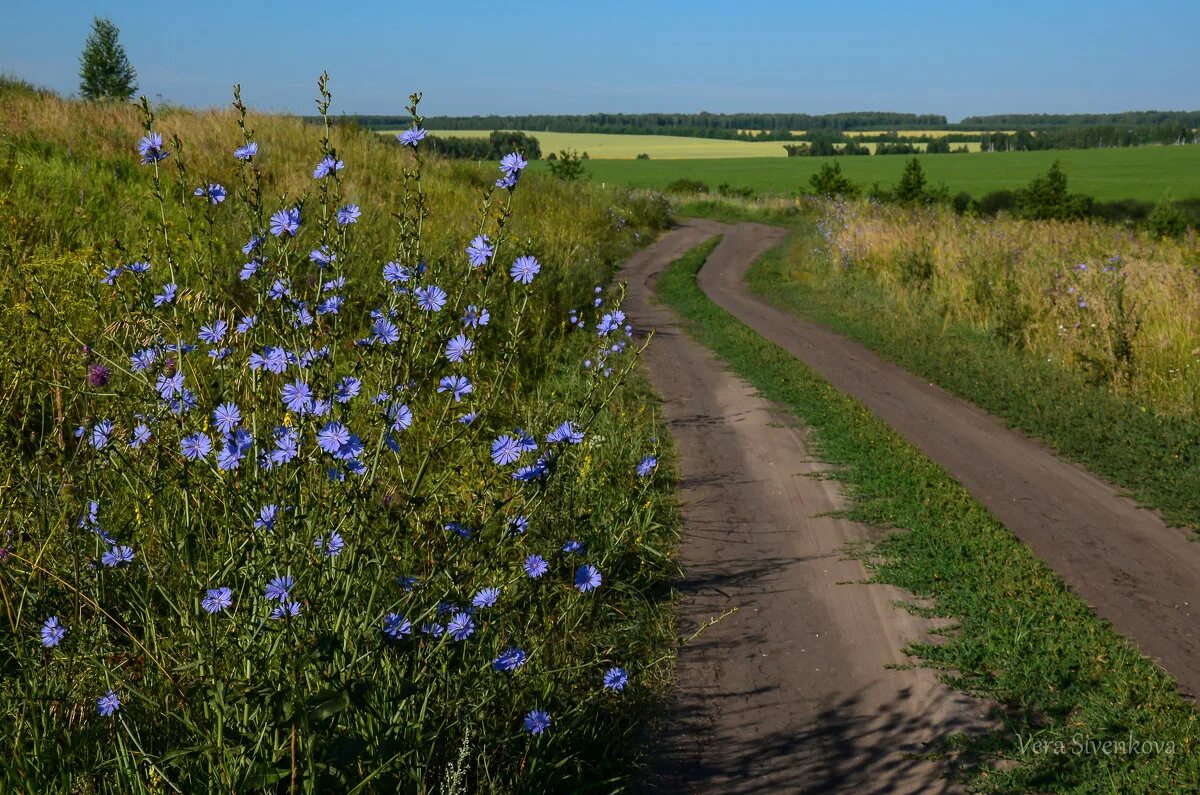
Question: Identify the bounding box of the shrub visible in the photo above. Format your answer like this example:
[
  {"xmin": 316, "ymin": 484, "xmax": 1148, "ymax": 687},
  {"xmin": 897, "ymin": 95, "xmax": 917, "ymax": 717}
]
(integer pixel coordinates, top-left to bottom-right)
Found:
[
  {"xmin": 808, "ymin": 161, "xmax": 858, "ymax": 198},
  {"xmin": 1147, "ymin": 198, "xmax": 1189, "ymax": 239},
  {"xmin": 548, "ymin": 149, "xmax": 585, "ymax": 181},
  {"xmin": 635, "ymin": 153, "xmax": 650, "ymax": 160},
  {"xmin": 664, "ymin": 178, "xmax": 708, "ymax": 194}
]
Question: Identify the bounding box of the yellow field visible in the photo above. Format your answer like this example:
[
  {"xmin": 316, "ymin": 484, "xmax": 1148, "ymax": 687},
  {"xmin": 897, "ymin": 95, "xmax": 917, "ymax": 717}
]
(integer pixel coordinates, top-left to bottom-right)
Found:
[
  {"xmin": 389, "ymin": 129, "xmax": 985, "ymax": 159},
  {"xmin": 843, "ymin": 129, "xmax": 1011, "ymax": 139},
  {"xmin": 412, "ymin": 130, "xmax": 791, "ymax": 159}
]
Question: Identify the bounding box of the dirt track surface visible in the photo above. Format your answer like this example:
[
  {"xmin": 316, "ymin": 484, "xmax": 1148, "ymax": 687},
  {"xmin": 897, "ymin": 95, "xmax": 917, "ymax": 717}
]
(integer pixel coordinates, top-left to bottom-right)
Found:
[
  {"xmin": 687, "ymin": 220, "xmax": 1200, "ymax": 700},
  {"xmin": 622, "ymin": 222, "xmax": 988, "ymax": 794}
]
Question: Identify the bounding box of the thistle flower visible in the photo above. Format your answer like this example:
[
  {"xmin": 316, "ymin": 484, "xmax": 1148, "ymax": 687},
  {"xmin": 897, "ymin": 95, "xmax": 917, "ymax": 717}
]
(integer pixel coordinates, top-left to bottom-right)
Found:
[
  {"xmin": 40, "ymin": 616, "xmax": 66, "ymax": 648},
  {"xmin": 523, "ymin": 709, "xmax": 550, "ymax": 735},
  {"xmin": 137, "ymin": 131, "xmax": 168, "ymax": 164},
  {"xmin": 87, "ymin": 363, "xmax": 111, "ymax": 388},
  {"xmin": 603, "ymin": 666, "xmax": 629, "ymax": 691},
  {"xmin": 493, "ymin": 647, "xmax": 527, "ymax": 672},
  {"xmin": 510, "ymin": 255, "xmax": 540, "ymax": 285},
  {"xmin": 97, "ymin": 690, "xmax": 121, "ymax": 716},
  {"xmin": 201, "ymin": 587, "xmax": 233, "ymax": 614}
]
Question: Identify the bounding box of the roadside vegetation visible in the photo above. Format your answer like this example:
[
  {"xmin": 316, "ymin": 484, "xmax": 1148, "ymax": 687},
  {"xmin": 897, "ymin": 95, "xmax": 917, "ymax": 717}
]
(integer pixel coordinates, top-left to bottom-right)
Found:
[
  {"xmin": 658, "ymin": 238, "xmax": 1200, "ymax": 793},
  {"xmin": 0, "ymin": 75, "xmax": 680, "ymax": 792}
]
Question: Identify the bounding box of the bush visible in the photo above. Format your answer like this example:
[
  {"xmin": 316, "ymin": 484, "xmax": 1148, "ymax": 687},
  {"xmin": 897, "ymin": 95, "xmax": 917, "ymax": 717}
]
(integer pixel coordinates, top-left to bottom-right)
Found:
[
  {"xmin": 1148, "ymin": 198, "xmax": 1190, "ymax": 239},
  {"xmin": 1017, "ymin": 161, "xmax": 1091, "ymax": 220},
  {"xmin": 635, "ymin": 153, "xmax": 650, "ymax": 160},
  {"xmin": 664, "ymin": 178, "xmax": 708, "ymax": 194},
  {"xmin": 977, "ymin": 189, "xmax": 1018, "ymax": 216},
  {"xmin": 547, "ymin": 148, "xmax": 586, "ymax": 181},
  {"xmin": 808, "ymin": 161, "xmax": 858, "ymax": 197}
]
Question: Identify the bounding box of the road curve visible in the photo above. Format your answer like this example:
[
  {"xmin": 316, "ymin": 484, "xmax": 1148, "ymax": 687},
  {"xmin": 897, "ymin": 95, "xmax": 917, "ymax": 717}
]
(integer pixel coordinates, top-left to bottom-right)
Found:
[
  {"xmin": 622, "ymin": 221, "xmax": 988, "ymax": 794},
  {"xmin": 690, "ymin": 220, "xmax": 1200, "ymax": 700}
]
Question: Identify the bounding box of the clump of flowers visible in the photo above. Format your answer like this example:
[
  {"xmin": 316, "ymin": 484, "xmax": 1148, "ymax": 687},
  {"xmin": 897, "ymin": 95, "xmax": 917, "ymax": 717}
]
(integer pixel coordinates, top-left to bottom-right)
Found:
[{"xmin": 1, "ymin": 76, "xmax": 666, "ymax": 791}]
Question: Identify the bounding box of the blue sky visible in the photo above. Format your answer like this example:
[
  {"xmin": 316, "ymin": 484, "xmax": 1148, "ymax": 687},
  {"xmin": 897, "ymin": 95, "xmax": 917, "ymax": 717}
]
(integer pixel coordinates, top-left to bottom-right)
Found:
[{"xmin": 3, "ymin": 0, "xmax": 1197, "ymax": 120}]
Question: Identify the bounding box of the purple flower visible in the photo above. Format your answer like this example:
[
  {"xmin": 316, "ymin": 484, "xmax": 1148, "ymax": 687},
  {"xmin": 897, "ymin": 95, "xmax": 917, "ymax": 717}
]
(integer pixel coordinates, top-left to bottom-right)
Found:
[
  {"xmin": 153, "ymin": 283, "xmax": 178, "ymax": 307},
  {"xmin": 383, "ymin": 612, "xmax": 412, "ymax": 638},
  {"xmin": 472, "ymin": 587, "xmax": 500, "ymax": 608},
  {"xmin": 373, "ymin": 318, "xmax": 400, "ymax": 345},
  {"xmin": 270, "ymin": 207, "xmax": 301, "ymax": 237},
  {"xmin": 180, "ymin": 432, "xmax": 213, "ymax": 461},
  {"xmin": 255, "ymin": 504, "xmax": 280, "ymax": 530},
  {"xmin": 387, "ymin": 403, "xmax": 413, "ymax": 432},
  {"xmin": 130, "ymin": 423, "xmax": 151, "ymax": 448},
  {"xmin": 198, "ymin": 319, "xmax": 228, "ymax": 344},
  {"xmin": 437, "ymin": 375, "xmax": 472, "ymax": 402},
  {"xmin": 213, "ymin": 402, "xmax": 241, "ymax": 434},
  {"xmin": 463, "ymin": 305, "xmax": 489, "ymax": 328},
  {"xmin": 194, "ymin": 183, "xmax": 226, "ymax": 204},
  {"xmin": 523, "ymin": 554, "xmax": 548, "ymax": 579},
  {"xmin": 315, "ymin": 531, "xmax": 345, "ymax": 557},
  {"xmin": 281, "ymin": 380, "xmax": 313, "ymax": 414},
  {"xmin": 271, "ymin": 601, "xmax": 302, "ymax": 620},
  {"xmin": 562, "ymin": 540, "xmax": 585, "ymax": 555},
  {"xmin": 603, "ymin": 666, "xmax": 629, "ymax": 691},
  {"xmin": 445, "ymin": 334, "xmax": 474, "ymax": 363},
  {"xmin": 265, "ymin": 575, "xmax": 294, "ymax": 602},
  {"xmin": 500, "ymin": 152, "xmax": 528, "ymax": 176},
  {"xmin": 236, "ymin": 315, "xmax": 257, "ymax": 334},
  {"xmin": 523, "ymin": 709, "xmax": 550, "ymax": 735},
  {"xmin": 415, "ymin": 285, "xmax": 447, "ymax": 312},
  {"xmin": 97, "ymin": 690, "xmax": 121, "ymax": 716},
  {"xmin": 335, "ymin": 377, "xmax": 361, "ymax": 403},
  {"xmin": 336, "ymin": 204, "xmax": 361, "ymax": 225},
  {"xmin": 202, "ymin": 587, "xmax": 233, "ymax": 614},
  {"xmin": 491, "ymin": 435, "xmax": 521, "ymax": 465},
  {"xmin": 87, "ymin": 363, "xmax": 111, "ymax": 388},
  {"xmin": 510, "ymin": 255, "xmax": 540, "ymax": 285},
  {"xmin": 40, "ymin": 616, "xmax": 66, "ymax": 648},
  {"xmin": 138, "ymin": 132, "xmax": 168, "ymax": 164},
  {"xmin": 547, "ymin": 421, "xmax": 584, "ymax": 445},
  {"xmin": 313, "ymin": 156, "xmax": 344, "ymax": 179},
  {"xmin": 234, "ymin": 142, "xmax": 258, "ymax": 161},
  {"xmin": 493, "ymin": 647, "xmax": 527, "ymax": 672},
  {"xmin": 396, "ymin": 126, "xmax": 427, "ymax": 147},
  {"xmin": 310, "ymin": 247, "xmax": 336, "ymax": 267},
  {"xmin": 507, "ymin": 516, "xmax": 528, "ymax": 535},
  {"xmin": 637, "ymin": 456, "xmax": 657, "ymax": 477},
  {"xmin": 383, "ymin": 262, "xmax": 411, "ymax": 284},
  {"xmin": 317, "ymin": 422, "xmax": 351, "ymax": 455},
  {"xmin": 102, "ymin": 545, "xmax": 134, "ymax": 567},
  {"xmin": 575, "ymin": 564, "xmax": 602, "ymax": 593},
  {"xmin": 466, "ymin": 235, "xmax": 493, "ymax": 267},
  {"xmin": 447, "ymin": 611, "xmax": 475, "ymax": 641}
]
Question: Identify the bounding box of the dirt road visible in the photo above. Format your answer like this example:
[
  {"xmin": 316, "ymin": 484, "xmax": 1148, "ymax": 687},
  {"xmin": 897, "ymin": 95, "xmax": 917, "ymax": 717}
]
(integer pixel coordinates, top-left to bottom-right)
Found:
[
  {"xmin": 622, "ymin": 223, "xmax": 987, "ymax": 794},
  {"xmin": 691, "ymin": 220, "xmax": 1200, "ymax": 700}
]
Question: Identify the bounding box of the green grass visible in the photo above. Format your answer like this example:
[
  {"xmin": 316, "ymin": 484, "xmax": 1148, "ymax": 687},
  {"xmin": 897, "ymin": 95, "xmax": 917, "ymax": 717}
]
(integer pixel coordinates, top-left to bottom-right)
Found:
[
  {"xmin": 656, "ymin": 237, "xmax": 1200, "ymax": 793},
  {"xmin": 574, "ymin": 146, "xmax": 1200, "ymax": 202},
  {"xmin": 743, "ymin": 221, "xmax": 1200, "ymax": 532}
]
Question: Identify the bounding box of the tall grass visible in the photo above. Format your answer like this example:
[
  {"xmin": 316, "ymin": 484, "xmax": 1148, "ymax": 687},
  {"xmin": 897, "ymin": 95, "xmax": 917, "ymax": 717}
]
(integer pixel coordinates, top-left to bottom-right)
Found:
[{"xmin": 812, "ymin": 199, "xmax": 1200, "ymax": 413}]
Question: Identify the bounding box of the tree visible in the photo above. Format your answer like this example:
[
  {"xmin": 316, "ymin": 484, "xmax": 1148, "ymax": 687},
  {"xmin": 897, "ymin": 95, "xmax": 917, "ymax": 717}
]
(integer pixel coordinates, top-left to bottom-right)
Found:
[
  {"xmin": 895, "ymin": 158, "xmax": 926, "ymax": 204},
  {"xmin": 1017, "ymin": 161, "xmax": 1090, "ymax": 220},
  {"xmin": 548, "ymin": 149, "xmax": 586, "ymax": 181},
  {"xmin": 808, "ymin": 162, "xmax": 858, "ymax": 197},
  {"xmin": 79, "ymin": 17, "xmax": 137, "ymax": 101}
]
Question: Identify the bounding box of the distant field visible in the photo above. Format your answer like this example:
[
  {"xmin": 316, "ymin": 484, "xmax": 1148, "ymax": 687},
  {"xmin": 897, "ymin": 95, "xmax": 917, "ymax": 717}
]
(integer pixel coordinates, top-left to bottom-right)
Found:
[
  {"xmin": 558, "ymin": 146, "xmax": 1200, "ymax": 201},
  {"xmin": 410, "ymin": 129, "xmax": 790, "ymax": 159}
]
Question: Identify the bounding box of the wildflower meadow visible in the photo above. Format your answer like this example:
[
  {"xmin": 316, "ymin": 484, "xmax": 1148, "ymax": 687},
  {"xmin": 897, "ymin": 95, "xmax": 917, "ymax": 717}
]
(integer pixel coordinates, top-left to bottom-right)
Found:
[{"xmin": 0, "ymin": 75, "xmax": 678, "ymax": 792}]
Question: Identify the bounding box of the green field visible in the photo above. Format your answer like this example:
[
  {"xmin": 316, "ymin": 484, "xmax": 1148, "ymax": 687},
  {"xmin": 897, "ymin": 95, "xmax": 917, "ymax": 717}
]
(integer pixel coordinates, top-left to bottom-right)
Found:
[{"xmin": 557, "ymin": 146, "xmax": 1200, "ymax": 202}]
